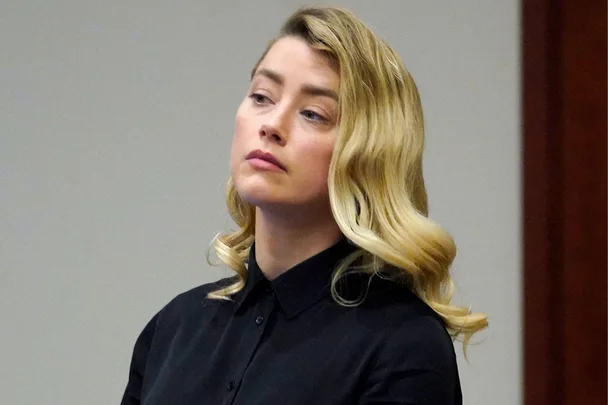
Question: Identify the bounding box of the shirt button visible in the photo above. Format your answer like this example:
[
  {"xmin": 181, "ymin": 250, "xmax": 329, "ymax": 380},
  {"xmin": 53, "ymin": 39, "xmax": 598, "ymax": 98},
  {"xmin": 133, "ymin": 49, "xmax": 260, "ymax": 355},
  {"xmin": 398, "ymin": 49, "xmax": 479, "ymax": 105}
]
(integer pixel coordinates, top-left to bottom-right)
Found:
[
  {"xmin": 227, "ymin": 381, "xmax": 235, "ymax": 391},
  {"xmin": 255, "ymin": 316, "xmax": 265, "ymax": 325}
]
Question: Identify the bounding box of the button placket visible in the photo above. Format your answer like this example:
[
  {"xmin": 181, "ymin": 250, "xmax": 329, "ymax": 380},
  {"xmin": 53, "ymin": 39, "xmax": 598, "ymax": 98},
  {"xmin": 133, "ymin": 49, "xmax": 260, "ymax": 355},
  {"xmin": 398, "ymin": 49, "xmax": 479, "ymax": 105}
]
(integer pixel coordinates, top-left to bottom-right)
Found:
[{"xmin": 227, "ymin": 289, "xmax": 276, "ymax": 404}]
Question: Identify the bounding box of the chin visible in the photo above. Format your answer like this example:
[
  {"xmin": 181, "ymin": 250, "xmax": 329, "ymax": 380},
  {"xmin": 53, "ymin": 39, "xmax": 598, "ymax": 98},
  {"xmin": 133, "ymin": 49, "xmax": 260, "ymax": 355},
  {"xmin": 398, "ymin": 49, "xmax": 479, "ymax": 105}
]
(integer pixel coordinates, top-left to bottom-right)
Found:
[{"xmin": 235, "ymin": 180, "xmax": 284, "ymax": 207}]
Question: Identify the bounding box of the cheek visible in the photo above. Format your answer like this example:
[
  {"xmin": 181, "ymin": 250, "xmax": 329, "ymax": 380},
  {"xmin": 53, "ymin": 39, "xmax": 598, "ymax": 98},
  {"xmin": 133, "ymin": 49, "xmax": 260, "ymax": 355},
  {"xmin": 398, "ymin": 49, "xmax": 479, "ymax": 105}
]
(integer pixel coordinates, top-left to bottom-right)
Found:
[
  {"xmin": 312, "ymin": 136, "xmax": 336, "ymax": 166},
  {"xmin": 297, "ymin": 138, "xmax": 336, "ymax": 187},
  {"xmin": 234, "ymin": 104, "xmax": 248, "ymax": 136},
  {"xmin": 230, "ymin": 109, "xmax": 251, "ymax": 172}
]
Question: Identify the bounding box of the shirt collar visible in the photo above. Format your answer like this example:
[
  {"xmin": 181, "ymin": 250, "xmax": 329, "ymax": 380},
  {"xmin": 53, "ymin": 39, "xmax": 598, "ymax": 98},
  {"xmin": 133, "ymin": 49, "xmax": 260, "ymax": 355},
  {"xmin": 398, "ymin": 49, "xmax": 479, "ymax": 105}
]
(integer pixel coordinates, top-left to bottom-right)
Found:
[{"xmin": 233, "ymin": 236, "xmax": 359, "ymax": 319}]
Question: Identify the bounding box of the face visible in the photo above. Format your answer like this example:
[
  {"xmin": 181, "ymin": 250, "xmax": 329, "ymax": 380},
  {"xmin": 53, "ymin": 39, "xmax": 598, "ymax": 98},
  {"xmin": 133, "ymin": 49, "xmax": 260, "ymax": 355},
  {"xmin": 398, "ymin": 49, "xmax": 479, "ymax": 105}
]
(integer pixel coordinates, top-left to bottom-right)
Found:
[{"xmin": 230, "ymin": 36, "xmax": 340, "ymax": 214}]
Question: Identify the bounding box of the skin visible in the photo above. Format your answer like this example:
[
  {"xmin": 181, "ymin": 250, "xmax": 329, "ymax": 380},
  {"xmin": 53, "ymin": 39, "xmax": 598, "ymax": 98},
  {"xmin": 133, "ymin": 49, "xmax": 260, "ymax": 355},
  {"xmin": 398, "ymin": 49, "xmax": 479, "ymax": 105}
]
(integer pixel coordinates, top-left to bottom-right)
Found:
[{"xmin": 230, "ymin": 36, "xmax": 343, "ymax": 280}]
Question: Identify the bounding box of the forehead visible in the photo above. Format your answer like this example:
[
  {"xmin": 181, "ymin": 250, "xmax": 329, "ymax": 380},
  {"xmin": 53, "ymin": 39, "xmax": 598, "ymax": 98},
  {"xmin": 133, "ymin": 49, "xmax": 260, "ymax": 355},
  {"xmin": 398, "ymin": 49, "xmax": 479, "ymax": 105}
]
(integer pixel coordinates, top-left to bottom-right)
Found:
[{"xmin": 256, "ymin": 36, "xmax": 339, "ymax": 88}]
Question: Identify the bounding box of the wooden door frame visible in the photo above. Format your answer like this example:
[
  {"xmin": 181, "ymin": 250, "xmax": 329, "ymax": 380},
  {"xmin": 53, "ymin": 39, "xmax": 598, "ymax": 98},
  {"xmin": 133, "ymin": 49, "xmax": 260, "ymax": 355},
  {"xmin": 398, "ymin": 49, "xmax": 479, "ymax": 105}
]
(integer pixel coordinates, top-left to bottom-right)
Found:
[{"xmin": 522, "ymin": 0, "xmax": 606, "ymax": 404}]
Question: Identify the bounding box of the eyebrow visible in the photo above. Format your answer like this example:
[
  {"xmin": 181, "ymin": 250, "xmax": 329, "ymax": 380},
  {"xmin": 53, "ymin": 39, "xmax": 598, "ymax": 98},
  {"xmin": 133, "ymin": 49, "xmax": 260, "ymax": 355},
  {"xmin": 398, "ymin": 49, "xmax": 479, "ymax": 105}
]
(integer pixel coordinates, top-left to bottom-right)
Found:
[{"xmin": 253, "ymin": 68, "xmax": 339, "ymax": 102}]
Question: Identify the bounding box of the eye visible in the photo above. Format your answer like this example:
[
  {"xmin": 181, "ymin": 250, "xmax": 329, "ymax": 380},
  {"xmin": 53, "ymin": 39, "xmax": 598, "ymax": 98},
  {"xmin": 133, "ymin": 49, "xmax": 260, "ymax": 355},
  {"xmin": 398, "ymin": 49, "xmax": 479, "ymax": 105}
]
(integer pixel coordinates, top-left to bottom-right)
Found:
[
  {"xmin": 301, "ymin": 109, "xmax": 329, "ymax": 124},
  {"xmin": 248, "ymin": 93, "xmax": 271, "ymax": 105}
]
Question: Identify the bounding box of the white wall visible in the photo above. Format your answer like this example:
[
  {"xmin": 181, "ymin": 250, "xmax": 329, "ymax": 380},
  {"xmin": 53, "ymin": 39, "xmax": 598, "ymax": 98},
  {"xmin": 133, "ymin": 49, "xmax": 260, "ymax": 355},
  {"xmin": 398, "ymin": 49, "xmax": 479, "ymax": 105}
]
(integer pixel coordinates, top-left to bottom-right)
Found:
[{"xmin": 0, "ymin": 1, "xmax": 520, "ymax": 404}]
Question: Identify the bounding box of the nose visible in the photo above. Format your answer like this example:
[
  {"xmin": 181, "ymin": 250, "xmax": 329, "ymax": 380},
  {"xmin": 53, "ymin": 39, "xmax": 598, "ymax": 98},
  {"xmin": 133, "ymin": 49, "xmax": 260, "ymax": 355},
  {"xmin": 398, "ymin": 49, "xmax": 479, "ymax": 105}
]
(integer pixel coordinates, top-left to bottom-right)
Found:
[
  {"xmin": 259, "ymin": 124, "xmax": 285, "ymax": 145},
  {"xmin": 259, "ymin": 108, "xmax": 289, "ymax": 145}
]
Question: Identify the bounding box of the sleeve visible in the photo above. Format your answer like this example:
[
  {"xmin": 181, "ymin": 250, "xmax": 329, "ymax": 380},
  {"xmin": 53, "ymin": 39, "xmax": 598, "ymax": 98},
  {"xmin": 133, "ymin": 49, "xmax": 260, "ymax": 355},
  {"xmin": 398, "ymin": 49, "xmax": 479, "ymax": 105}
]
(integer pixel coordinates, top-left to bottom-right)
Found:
[
  {"xmin": 359, "ymin": 316, "xmax": 460, "ymax": 405},
  {"xmin": 120, "ymin": 312, "xmax": 160, "ymax": 405}
]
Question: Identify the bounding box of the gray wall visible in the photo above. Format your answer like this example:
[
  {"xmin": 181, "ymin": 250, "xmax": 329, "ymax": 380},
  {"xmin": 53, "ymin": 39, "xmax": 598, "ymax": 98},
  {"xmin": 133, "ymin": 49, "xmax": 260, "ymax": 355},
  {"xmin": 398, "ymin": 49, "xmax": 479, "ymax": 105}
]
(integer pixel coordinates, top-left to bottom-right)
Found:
[{"xmin": 0, "ymin": 1, "xmax": 520, "ymax": 404}]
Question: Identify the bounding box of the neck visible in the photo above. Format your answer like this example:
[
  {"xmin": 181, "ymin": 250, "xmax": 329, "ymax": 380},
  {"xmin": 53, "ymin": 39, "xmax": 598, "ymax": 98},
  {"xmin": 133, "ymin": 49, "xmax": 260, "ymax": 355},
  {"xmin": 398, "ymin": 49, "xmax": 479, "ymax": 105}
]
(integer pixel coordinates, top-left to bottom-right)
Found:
[{"xmin": 253, "ymin": 207, "xmax": 342, "ymax": 280}]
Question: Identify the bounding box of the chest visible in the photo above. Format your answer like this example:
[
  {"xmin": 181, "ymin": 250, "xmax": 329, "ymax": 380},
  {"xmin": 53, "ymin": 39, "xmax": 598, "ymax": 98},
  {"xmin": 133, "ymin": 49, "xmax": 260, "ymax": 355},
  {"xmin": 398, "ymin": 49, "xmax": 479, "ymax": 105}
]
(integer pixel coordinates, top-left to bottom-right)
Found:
[{"xmin": 141, "ymin": 298, "xmax": 380, "ymax": 405}]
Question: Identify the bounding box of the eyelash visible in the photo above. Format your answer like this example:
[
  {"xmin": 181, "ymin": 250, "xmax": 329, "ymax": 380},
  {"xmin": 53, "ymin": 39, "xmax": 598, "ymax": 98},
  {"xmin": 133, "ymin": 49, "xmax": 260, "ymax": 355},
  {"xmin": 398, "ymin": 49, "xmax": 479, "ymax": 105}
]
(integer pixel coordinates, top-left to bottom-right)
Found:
[
  {"xmin": 248, "ymin": 93, "xmax": 329, "ymax": 124},
  {"xmin": 249, "ymin": 93, "xmax": 270, "ymax": 105}
]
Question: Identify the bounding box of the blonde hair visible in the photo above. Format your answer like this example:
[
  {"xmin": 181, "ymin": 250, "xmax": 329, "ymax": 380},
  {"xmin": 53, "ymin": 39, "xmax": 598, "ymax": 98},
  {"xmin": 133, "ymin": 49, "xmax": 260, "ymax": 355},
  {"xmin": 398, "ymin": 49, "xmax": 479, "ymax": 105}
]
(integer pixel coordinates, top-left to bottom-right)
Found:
[{"xmin": 207, "ymin": 6, "xmax": 488, "ymax": 347}]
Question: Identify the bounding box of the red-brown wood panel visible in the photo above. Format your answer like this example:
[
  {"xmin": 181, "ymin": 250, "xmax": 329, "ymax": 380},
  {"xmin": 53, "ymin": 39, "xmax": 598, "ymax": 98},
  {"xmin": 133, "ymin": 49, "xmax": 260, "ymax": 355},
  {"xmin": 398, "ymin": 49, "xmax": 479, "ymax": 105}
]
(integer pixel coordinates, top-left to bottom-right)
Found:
[{"xmin": 522, "ymin": 0, "xmax": 607, "ymax": 404}]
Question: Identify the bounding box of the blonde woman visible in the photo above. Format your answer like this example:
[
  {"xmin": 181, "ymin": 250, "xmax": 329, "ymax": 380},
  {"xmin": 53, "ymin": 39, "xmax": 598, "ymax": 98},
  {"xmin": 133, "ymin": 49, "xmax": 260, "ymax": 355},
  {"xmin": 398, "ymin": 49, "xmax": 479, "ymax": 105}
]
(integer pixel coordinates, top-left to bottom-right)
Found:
[{"xmin": 121, "ymin": 6, "xmax": 487, "ymax": 405}]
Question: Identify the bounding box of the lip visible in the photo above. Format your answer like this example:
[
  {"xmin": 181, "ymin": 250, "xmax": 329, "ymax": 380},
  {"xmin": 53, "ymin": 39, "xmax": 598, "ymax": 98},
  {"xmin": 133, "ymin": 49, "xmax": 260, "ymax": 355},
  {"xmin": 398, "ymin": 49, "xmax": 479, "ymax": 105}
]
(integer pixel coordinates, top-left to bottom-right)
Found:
[{"xmin": 246, "ymin": 149, "xmax": 287, "ymax": 171}]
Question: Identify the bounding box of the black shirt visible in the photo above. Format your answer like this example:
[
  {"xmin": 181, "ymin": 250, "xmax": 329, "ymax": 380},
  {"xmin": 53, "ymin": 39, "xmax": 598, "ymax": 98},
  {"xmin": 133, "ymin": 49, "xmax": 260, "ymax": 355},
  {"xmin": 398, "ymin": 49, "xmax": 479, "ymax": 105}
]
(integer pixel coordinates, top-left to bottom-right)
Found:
[{"xmin": 120, "ymin": 238, "xmax": 462, "ymax": 405}]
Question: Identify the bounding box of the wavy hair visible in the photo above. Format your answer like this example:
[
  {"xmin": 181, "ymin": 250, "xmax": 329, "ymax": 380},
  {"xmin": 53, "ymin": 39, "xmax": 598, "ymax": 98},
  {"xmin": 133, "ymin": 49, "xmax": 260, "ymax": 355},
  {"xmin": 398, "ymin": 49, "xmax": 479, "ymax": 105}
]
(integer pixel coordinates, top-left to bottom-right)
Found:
[{"xmin": 207, "ymin": 6, "xmax": 488, "ymax": 347}]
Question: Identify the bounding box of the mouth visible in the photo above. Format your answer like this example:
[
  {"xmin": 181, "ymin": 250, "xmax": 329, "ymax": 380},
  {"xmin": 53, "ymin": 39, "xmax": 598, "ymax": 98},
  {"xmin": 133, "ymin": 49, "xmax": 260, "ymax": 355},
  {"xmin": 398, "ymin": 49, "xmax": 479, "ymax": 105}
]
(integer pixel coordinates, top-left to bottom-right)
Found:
[{"xmin": 246, "ymin": 150, "xmax": 287, "ymax": 172}]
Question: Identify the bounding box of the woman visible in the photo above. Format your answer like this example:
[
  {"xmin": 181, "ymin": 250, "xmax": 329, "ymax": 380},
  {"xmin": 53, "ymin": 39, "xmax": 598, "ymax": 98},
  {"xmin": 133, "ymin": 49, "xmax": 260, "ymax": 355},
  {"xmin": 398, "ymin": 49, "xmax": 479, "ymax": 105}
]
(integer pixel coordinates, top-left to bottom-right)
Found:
[{"xmin": 121, "ymin": 6, "xmax": 488, "ymax": 405}]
